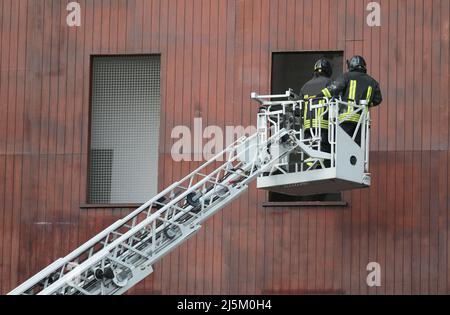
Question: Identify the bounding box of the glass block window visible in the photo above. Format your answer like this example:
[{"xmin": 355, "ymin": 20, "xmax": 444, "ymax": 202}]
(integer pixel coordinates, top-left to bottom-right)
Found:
[{"xmin": 89, "ymin": 55, "xmax": 161, "ymax": 204}]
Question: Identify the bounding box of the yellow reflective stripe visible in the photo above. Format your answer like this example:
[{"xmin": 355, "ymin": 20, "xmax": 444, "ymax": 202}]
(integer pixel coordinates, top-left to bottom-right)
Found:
[
  {"xmin": 303, "ymin": 98, "xmax": 329, "ymax": 129},
  {"xmin": 366, "ymin": 86, "xmax": 373, "ymax": 102},
  {"xmin": 346, "ymin": 80, "xmax": 357, "ymax": 117},
  {"xmin": 338, "ymin": 80, "xmax": 364, "ymax": 123},
  {"xmin": 308, "ymin": 119, "xmax": 329, "ymax": 129},
  {"xmin": 364, "ymin": 86, "xmax": 373, "ymax": 113},
  {"xmin": 349, "ymin": 80, "xmax": 357, "ymax": 101},
  {"xmin": 308, "ymin": 99, "xmax": 328, "ymax": 129},
  {"xmin": 322, "ymin": 88, "xmax": 332, "ymax": 98},
  {"xmin": 339, "ymin": 113, "xmax": 361, "ymax": 122}
]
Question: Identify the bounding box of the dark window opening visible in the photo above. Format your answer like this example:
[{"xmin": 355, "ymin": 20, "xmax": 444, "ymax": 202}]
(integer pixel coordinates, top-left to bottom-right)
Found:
[
  {"xmin": 269, "ymin": 51, "xmax": 344, "ymax": 204},
  {"xmin": 271, "ymin": 51, "xmax": 344, "ymax": 95},
  {"xmin": 268, "ymin": 192, "xmax": 342, "ymax": 203}
]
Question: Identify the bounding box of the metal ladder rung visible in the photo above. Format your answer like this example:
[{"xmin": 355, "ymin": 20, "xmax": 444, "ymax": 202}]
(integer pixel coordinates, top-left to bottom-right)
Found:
[
  {"xmin": 67, "ymin": 283, "xmax": 93, "ymax": 296},
  {"xmin": 223, "ymin": 169, "xmax": 250, "ymax": 178},
  {"xmin": 111, "ymin": 231, "xmax": 124, "ymax": 237},
  {"xmin": 157, "ymin": 216, "xmax": 185, "ymax": 228},
  {"xmin": 163, "ymin": 203, "xmax": 187, "ymax": 213},
  {"xmin": 108, "ymin": 256, "xmax": 135, "ymax": 271},
  {"xmin": 152, "ymin": 201, "xmax": 167, "ymax": 209},
  {"xmin": 160, "ymin": 209, "xmax": 203, "ymax": 226},
  {"xmin": 101, "ymin": 233, "xmax": 143, "ymax": 246},
  {"xmin": 119, "ymin": 243, "xmax": 150, "ymax": 259},
  {"xmin": 203, "ymin": 178, "xmax": 230, "ymax": 188}
]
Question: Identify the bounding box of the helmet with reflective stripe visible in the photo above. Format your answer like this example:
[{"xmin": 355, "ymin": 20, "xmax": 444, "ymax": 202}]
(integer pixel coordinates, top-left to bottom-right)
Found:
[
  {"xmin": 347, "ymin": 55, "xmax": 367, "ymax": 72},
  {"xmin": 313, "ymin": 58, "xmax": 332, "ymax": 77}
]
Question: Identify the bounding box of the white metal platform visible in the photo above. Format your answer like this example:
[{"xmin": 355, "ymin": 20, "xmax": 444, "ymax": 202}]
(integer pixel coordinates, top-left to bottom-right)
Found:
[{"xmin": 252, "ymin": 90, "xmax": 371, "ymax": 196}]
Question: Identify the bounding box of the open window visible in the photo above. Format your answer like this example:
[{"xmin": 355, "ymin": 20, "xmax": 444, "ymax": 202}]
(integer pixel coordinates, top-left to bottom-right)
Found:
[{"xmin": 266, "ymin": 51, "xmax": 347, "ymax": 207}]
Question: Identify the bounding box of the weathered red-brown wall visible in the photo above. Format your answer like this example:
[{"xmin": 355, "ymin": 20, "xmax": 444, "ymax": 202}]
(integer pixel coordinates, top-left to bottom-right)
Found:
[{"xmin": 0, "ymin": 0, "xmax": 449, "ymax": 294}]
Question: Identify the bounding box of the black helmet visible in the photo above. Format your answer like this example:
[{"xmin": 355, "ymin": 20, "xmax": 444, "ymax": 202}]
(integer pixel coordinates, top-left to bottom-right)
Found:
[
  {"xmin": 313, "ymin": 58, "xmax": 332, "ymax": 77},
  {"xmin": 347, "ymin": 55, "xmax": 367, "ymax": 72}
]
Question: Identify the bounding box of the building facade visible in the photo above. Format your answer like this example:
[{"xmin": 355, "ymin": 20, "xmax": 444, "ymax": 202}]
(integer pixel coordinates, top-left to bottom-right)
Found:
[{"xmin": 0, "ymin": 0, "xmax": 449, "ymax": 294}]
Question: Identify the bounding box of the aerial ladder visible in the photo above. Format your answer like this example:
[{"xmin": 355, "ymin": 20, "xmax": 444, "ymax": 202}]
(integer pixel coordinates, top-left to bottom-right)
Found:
[{"xmin": 8, "ymin": 90, "xmax": 371, "ymax": 295}]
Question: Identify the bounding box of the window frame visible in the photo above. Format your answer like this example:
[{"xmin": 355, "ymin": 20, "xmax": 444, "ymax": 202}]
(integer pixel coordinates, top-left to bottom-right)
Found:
[
  {"xmin": 266, "ymin": 50, "xmax": 348, "ymax": 208},
  {"xmin": 84, "ymin": 54, "xmax": 162, "ymax": 208}
]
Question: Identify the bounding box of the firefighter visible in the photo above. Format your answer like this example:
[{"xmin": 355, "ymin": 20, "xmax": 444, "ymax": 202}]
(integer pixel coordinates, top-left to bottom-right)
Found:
[
  {"xmin": 298, "ymin": 58, "xmax": 333, "ymax": 154},
  {"xmin": 319, "ymin": 55, "xmax": 382, "ymax": 145}
]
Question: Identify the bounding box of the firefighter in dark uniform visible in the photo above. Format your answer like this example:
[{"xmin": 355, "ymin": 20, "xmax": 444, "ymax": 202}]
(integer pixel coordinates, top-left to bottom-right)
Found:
[
  {"xmin": 298, "ymin": 58, "xmax": 333, "ymax": 154},
  {"xmin": 319, "ymin": 55, "xmax": 382, "ymax": 145}
]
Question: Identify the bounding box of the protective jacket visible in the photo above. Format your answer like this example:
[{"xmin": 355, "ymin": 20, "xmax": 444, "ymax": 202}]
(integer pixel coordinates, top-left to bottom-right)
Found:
[
  {"xmin": 321, "ymin": 70, "xmax": 382, "ymax": 123},
  {"xmin": 299, "ymin": 75, "xmax": 332, "ymax": 129}
]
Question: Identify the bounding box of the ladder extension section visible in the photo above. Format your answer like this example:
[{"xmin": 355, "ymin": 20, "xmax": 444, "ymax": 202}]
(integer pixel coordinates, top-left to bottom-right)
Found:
[{"xmin": 9, "ymin": 128, "xmax": 297, "ymax": 295}]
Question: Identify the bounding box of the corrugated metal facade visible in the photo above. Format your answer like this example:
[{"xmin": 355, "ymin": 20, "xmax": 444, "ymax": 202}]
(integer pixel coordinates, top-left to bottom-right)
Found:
[{"xmin": 0, "ymin": 0, "xmax": 449, "ymax": 294}]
